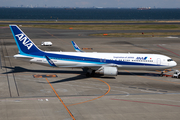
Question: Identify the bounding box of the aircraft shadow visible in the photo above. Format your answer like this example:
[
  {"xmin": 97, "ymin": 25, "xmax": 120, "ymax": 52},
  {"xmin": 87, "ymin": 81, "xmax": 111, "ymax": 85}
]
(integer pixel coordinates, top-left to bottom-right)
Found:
[
  {"xmin": 2, "ymin": 66, "xmax": 82, "ymax": 74},
  {"xmin": 2, "ymin": 66, "xmax": 115, "ymax": 83},
  {"xmin": 49, "ymin": 74, "xmax": 87, "ymax": 83},
  {"xmin": 3, "ymin": 66, "xmax": 161, "ymax": 77},
  {"xmin": 118, "ymin": 72, "xmax": 161, "ymax": 77},
  {"xmin": 2, "ymin": 66, "xmax": 161, "ymax": 84}
]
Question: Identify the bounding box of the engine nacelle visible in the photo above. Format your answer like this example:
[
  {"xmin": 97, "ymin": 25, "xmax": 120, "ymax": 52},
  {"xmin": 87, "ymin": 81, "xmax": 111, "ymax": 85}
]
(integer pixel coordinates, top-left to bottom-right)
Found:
[{"xmin": 96, "ymin": 67, "xmax": 118, "ymax": 76}]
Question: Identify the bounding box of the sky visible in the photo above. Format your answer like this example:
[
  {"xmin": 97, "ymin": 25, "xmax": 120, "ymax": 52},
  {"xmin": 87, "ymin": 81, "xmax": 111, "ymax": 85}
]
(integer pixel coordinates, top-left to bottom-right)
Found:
[{"xmin": 1, "ymin": 0, "xmax": 180, "ymax": 8}]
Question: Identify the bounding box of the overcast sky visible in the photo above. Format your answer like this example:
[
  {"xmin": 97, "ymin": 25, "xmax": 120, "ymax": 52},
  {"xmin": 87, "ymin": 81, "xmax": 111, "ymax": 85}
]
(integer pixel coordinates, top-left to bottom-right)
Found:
[{"xmin": 1, "ymin": 0, "xmax": 180, "ymax": 8}]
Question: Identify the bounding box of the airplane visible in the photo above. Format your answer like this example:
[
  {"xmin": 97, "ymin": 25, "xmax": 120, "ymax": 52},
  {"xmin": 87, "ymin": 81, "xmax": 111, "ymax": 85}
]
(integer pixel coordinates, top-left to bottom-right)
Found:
[{"xmin": 9, "ymin": 25, "xmax": 177, "ymax": 77}]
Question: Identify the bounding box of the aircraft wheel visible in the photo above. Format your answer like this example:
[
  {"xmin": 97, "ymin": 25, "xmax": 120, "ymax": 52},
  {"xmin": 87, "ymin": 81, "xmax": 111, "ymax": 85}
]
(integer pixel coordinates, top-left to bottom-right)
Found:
[{"xmin": 86, "ymin": 72, "xmax": 90, "ymax": 77}]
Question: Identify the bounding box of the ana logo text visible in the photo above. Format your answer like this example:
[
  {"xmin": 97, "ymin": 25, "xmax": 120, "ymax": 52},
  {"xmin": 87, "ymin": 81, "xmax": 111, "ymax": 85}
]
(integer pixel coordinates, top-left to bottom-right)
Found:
[
  {"xmin": 136, "ymin": 57, "xmax": 147, "ymax": 60},
  {"xmin": 15, "ymin": 33, "xmax": 33, "ymax": 50}
]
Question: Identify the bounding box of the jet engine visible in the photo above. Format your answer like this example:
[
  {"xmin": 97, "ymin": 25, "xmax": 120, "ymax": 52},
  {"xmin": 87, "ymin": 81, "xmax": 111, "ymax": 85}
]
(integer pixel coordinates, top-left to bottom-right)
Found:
[{"xmin": 96, "ymin": 67, "xmax": 118, "ymax": 76}]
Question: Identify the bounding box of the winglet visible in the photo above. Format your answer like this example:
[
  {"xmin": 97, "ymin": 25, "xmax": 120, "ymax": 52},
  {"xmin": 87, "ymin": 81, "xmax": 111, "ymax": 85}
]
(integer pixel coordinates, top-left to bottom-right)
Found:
[
  {"xmin": 71, "ymin": 41, "xmax": 84, "ymax": 52},
  {"xmin": 44, "ymin": 56, "xmax": 57, "ymax": 67}
]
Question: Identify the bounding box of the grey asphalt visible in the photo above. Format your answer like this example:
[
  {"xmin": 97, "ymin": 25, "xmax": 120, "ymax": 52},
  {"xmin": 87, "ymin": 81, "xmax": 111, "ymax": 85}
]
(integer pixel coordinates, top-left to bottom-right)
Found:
[{"xmin": 0, "ymin": 26, "xmax": 180, "ymax": 120}]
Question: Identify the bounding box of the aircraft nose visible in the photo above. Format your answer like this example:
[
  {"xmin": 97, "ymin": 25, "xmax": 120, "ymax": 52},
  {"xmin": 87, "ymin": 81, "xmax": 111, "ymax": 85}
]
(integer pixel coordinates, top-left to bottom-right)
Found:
[
  {"xmin": 174, "ymin": 61, "xmax": 177, "ymax": 66},
  {"xmin": 171, "ymin": 61, "xmax": 177, "ymax": 67}
]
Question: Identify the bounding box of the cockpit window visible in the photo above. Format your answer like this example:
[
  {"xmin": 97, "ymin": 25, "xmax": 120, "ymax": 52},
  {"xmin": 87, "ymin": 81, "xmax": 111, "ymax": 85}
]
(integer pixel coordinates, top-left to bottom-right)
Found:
[{"xmin": 167, "ymin": 59, "xmax": 173, "ymax": 62}]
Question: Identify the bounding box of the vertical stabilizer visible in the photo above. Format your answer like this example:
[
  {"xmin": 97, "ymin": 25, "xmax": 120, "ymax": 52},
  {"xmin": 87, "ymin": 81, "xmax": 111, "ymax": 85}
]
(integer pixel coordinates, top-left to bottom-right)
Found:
[{"xmin": 9, "ymin": 25, "xmax": 42, "ymax": 54}]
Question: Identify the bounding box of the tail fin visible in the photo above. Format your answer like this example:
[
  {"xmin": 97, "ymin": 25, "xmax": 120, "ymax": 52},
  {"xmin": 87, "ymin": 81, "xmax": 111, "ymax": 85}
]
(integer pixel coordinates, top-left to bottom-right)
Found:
[
  {"xmin": 9, "ymin": 25, "xmax": 42, "ymax": 54},
  {"xmin": 71, "ymin": 41, "xmax": 84, "ymax": 52}
]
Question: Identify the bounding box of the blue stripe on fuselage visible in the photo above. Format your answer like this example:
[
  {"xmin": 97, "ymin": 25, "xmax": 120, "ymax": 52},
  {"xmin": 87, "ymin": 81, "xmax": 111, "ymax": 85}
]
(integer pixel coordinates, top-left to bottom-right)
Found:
[{"xmin": 21, "ymin": 51, "xmax": 163, "ymax": 66}]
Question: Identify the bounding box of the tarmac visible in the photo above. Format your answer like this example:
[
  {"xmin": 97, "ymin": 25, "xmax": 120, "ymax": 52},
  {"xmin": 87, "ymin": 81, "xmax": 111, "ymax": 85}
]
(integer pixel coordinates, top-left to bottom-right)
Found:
[{"xmin": 1, "ymin": 26, "xmax": 180, "ymax": 120}]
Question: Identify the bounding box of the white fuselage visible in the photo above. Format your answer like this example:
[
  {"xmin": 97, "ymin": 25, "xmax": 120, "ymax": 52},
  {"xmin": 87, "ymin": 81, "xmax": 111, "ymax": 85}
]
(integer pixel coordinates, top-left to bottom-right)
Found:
[{"xmin": 14, "ymin": 52, "xmax": 177, "ymax": 71}]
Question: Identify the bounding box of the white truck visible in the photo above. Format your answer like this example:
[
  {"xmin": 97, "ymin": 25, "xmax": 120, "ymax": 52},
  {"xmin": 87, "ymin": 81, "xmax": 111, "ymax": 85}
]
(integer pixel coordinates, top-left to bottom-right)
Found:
[{"xmin": 41, "ymin": 41, "xmax": 52, "ymax": 46}]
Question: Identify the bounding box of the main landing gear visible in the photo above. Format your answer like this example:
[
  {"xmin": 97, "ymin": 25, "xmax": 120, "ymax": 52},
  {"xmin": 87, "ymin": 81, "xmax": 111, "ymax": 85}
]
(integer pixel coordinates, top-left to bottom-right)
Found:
[
  {"xmin": 160, "ymin": 71, "xmax": 164, "ymax": 77},
  {"xmin": 83, "ymin": 68, "xmax": 95, "ymax": 77}
]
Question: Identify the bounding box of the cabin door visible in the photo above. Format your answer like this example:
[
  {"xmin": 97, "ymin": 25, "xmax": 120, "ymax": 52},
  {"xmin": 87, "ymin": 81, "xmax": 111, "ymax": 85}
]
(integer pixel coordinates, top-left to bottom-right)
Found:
[{"xmin": 157, "ymin": 58, "xmax": 161, "ymax": 65}]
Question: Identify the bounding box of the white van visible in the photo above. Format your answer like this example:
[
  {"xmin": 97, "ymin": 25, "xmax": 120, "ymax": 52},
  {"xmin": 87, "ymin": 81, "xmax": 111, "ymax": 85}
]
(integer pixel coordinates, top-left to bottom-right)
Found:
[{"xmin": 41, "ymin": 41, "xmax": 52, "ymax": 46}]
